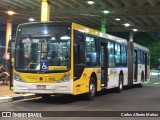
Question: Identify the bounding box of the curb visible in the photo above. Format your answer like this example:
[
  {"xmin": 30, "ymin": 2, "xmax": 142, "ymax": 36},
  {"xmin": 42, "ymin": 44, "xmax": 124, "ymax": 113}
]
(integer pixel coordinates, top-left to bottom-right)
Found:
[{"xmin": 0, "ymin": 94, "xmax": 36, "ymax": 103}]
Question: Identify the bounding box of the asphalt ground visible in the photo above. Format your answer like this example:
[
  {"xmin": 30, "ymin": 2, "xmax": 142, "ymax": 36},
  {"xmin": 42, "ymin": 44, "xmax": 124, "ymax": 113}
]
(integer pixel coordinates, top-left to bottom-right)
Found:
[{"xmin": 1, "ymin": 76, "xmax": 160, "ymax": 120}]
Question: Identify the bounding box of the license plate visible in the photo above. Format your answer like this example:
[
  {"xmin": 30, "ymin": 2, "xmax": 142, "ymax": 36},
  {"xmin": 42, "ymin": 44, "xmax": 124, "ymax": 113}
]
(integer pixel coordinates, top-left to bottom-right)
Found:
[{"xmin": 36, "ymin": 85, "xmax": 46, "ymax": 89}]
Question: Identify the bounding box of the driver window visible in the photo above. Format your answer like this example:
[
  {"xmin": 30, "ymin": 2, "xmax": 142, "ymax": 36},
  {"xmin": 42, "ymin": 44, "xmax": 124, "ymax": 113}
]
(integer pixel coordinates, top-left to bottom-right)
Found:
[{"xmin": 74, "ymin": 30, "xmax": 85, "ymax": 80}]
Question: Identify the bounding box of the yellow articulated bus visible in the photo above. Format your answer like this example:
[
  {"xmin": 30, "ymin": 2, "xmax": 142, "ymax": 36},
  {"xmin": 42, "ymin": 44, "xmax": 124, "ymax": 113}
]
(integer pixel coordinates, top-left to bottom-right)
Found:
[{"xmin": 13, "ymin": 22, "xmax": 150, "ymax": 100}]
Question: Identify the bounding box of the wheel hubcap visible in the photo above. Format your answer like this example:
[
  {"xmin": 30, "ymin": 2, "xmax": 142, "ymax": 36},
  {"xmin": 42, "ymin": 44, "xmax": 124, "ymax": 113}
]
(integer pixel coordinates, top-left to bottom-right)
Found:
[
  {"xmin": 141, "ymin": 80, "xmax": 144, "ymax": 85},
  {"xmin": 90, "ymin": 83, "xmax": 95, "ymax": 96},
  {"xmin": 141, "ymin": 75, "xmax": 144, "ymax": 85},
  {"xmin": 120, "ymin": 80, "xmax": 123, "ymax": 90}
]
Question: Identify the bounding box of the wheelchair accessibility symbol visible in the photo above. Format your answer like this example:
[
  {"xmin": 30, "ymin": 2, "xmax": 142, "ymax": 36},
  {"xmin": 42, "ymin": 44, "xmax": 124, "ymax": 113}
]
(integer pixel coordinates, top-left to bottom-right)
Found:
[{"xmin": 40, "ymin": 62, "xmax": 48, "ymax": 70}]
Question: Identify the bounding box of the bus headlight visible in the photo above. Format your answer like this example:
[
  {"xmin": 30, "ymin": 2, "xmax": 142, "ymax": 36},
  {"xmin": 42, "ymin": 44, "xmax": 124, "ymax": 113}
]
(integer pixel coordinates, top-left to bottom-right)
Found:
[
  {"xmin": 14, "ymin": 73, "xmax": 26, "ymax": 82},
  {"xmin": 57, "ymin": 75, "xmax": 70, "ymax": 83}
]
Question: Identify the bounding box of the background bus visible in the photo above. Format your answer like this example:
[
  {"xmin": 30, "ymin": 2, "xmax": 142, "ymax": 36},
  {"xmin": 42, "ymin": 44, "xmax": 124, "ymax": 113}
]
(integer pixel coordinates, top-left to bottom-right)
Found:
[{"xmin": 13, "ymin": 22, "xmax": 150, "ymax": 100}]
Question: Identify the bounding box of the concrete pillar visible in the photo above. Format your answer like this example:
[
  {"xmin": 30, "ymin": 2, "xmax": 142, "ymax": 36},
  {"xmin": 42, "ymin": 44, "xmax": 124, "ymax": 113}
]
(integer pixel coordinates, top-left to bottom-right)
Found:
[
  {"xmin": 128, "ymin": 32, "xmax": 134, "ymax": 86},
  {"xmin": 129, "ymin": 32, "xmax": 134, "ymax": 42},
  {"xmin": 41, "ymin": 0, "xmax": 50, "ymax": 22},
  {"xmin": 101, "ymin": 18, "xmax": 106, "ymax": 33},
  {"xmin": 127, "ymin": 41, "xmax": 134, "ymax": 86},
  {"xmin": 5, "ymin": 17, "xmax": 12, "ymax": 60}
]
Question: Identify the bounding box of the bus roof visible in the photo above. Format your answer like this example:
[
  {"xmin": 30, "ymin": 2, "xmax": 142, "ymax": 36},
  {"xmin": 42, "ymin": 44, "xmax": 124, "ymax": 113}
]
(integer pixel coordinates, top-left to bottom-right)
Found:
[
  {"xmin": 133, "ymin": 42, "xmax": 149, "ymax": 52},
  {"xmin": 100, "ymin": 32, "xmax": 128, "ymax": 44},
  {"xmin": 72, "ymin": 22, "xmax": 128, "ymax": 44}
]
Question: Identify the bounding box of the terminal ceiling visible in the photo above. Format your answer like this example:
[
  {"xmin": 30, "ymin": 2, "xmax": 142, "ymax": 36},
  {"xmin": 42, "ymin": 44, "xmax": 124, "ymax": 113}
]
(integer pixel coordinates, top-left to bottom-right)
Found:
[{"xmin": 0, "ymin": 0, "xmax": 160, "ymax": 32}]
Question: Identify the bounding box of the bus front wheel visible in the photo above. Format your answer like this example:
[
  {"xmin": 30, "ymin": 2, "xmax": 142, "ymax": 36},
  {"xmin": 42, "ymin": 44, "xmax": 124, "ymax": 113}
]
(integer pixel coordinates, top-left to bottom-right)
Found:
[{"xmin": 85, "ymin": 77, "xmax": 96, "ymax": 101}]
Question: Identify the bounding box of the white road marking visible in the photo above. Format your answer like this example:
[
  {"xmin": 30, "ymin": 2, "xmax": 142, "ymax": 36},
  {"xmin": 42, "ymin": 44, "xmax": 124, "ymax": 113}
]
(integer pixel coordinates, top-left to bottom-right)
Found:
[
  {"xmin": 144, "ymin": 82, "xmax": 151, "ymax": 84},
  {"xmin": 153, "ymin": 82, "xmax": 160, "ymax": 85}
]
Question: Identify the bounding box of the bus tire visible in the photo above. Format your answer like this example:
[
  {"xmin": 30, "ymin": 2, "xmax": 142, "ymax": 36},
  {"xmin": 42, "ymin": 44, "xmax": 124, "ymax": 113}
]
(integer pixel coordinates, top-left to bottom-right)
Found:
[
  {"xmin": 138, "ymin": 73, "xmax": 144, "ymax": 88},
  {"xmin": 116, "ymin": 75, "xmax": 123, "ymax": 93},
  {"xmin": 85, "ymin": 77, "xmax": 96, "ymax": 101}
]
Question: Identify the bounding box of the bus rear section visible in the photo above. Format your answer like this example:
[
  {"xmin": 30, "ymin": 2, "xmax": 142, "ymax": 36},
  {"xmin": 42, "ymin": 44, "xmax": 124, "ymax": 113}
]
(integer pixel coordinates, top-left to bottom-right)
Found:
[{"xmin": 128, "ymin": 42, "xmax": 150, "ymax": 87}]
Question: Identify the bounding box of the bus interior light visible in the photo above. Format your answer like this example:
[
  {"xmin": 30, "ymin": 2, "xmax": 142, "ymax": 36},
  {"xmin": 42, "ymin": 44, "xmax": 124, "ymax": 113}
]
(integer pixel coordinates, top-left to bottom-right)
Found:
[
  {"xmin": 43, "ymin": 30, "xmax": 48, "ymax": 34},
  {"xmin": 60, "ymin": 36, "xmax": 70, "ymax": 40},
  {"xmin": 32, "ymin": 39, "xmax": 39, "ymax": 43}
]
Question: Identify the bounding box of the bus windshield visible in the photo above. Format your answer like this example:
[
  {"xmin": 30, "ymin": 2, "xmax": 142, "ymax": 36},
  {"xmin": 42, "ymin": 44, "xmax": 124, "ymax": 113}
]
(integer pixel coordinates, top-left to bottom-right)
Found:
[{"xmin": 15, "ymin": 23, "xmax": 71, "ymax": 72}]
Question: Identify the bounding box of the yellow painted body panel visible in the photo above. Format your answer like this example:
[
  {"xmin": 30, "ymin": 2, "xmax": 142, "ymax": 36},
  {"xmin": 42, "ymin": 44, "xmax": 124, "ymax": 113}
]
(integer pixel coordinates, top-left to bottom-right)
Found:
[
  {"xmin": 18, "ymin": 71, "xmax": 70, "ymax": 83},
  {"xmin": 72, "ymin": 23, "xmax": 101, "ymax": 37},
  {"xmin": 73, "ymin": 68, "xmax": 101, "ymax": 95},
  {"xmin": 71, "ymin": 23, "xmax": 102, "ymax": 95}
]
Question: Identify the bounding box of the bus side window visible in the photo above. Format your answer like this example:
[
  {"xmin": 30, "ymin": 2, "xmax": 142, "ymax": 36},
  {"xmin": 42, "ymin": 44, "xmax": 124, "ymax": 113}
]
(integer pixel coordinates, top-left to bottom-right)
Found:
[
  {"xmin": 115, "ymin": 43, "xmax": 121, "ymax": 66},
  {"xmin": 86, "ymin": 36, "xmax": 97, "ymax": 67},
  {"xmin": 121, "ymin": 45, "xmax": 127, "ymax": 66},
  {"xmin": 137, "ymin": 50, "xmax": 141, "ymax": 64},
  {"xmin": 108, "ymin": 42, "xmax": 115, "ymax": 67}
]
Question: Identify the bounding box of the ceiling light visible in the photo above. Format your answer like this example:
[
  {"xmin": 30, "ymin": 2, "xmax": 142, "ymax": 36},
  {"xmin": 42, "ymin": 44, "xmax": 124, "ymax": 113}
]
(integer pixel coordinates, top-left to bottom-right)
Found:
[
  {"xmin": 103, "ymin": 10, "xmax": 110, "ymax": 14},
  {"xmin": 123, "ymin": 23, "xmax": 130, "ymax": 27},
  {"xmin": 28, "ymin": 18, "xmax": 35, "ymax": 22},
  {"xmin": 87, "ymin": 1, "xmax": 95, "ymax": 5},
  {"xmin": 133, "ymin": 29, "xmax": 138, "ymax": 32},
  {"xmin": 7, "ymin": 10, "xmax": 15, "ymax": 15},
  {"xmin": 115, "ymin": 18, "xmax": 121, "ymax": 21}
]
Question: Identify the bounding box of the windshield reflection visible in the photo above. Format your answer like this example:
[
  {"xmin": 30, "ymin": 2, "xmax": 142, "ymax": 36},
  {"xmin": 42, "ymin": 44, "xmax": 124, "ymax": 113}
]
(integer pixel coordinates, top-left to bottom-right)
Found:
[{"xmin": 15, "ymin": 35, "xmax": 70, "ymax": 71}]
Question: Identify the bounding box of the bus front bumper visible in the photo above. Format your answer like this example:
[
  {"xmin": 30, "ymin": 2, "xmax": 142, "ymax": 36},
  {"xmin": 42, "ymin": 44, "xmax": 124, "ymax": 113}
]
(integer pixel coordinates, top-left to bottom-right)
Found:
[{"xmin": 13, "ymin": 80, "xmax": 73, "ymax": 94}]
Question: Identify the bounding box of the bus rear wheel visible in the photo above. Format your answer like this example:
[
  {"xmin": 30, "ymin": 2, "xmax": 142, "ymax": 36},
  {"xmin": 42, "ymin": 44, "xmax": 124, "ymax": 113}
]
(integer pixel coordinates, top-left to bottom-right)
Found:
[
  {"xmin": 116, "ymin": 75, "xmax": 123, "ymax": 93},
  {"xmin": 138, "ymin": 73, "xmax": 144, "ymax": 88},
  {"xmin": 85, "ymin": 77, "xmax": 96, "ymax": 101}
]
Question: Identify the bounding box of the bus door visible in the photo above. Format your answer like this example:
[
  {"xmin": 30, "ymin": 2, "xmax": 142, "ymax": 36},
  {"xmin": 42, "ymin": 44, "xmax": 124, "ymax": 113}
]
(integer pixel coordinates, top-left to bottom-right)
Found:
[
  {"xmin": 144, "ymin": 53, "xmax": 148, "ymax": 81},
  {"xmin": 134, "ymin": 49, "xmax": 138, "ymax": 82},
  {"xmin": 100, "ymin": 42, "xmax": 108, "ymax": 87}
]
